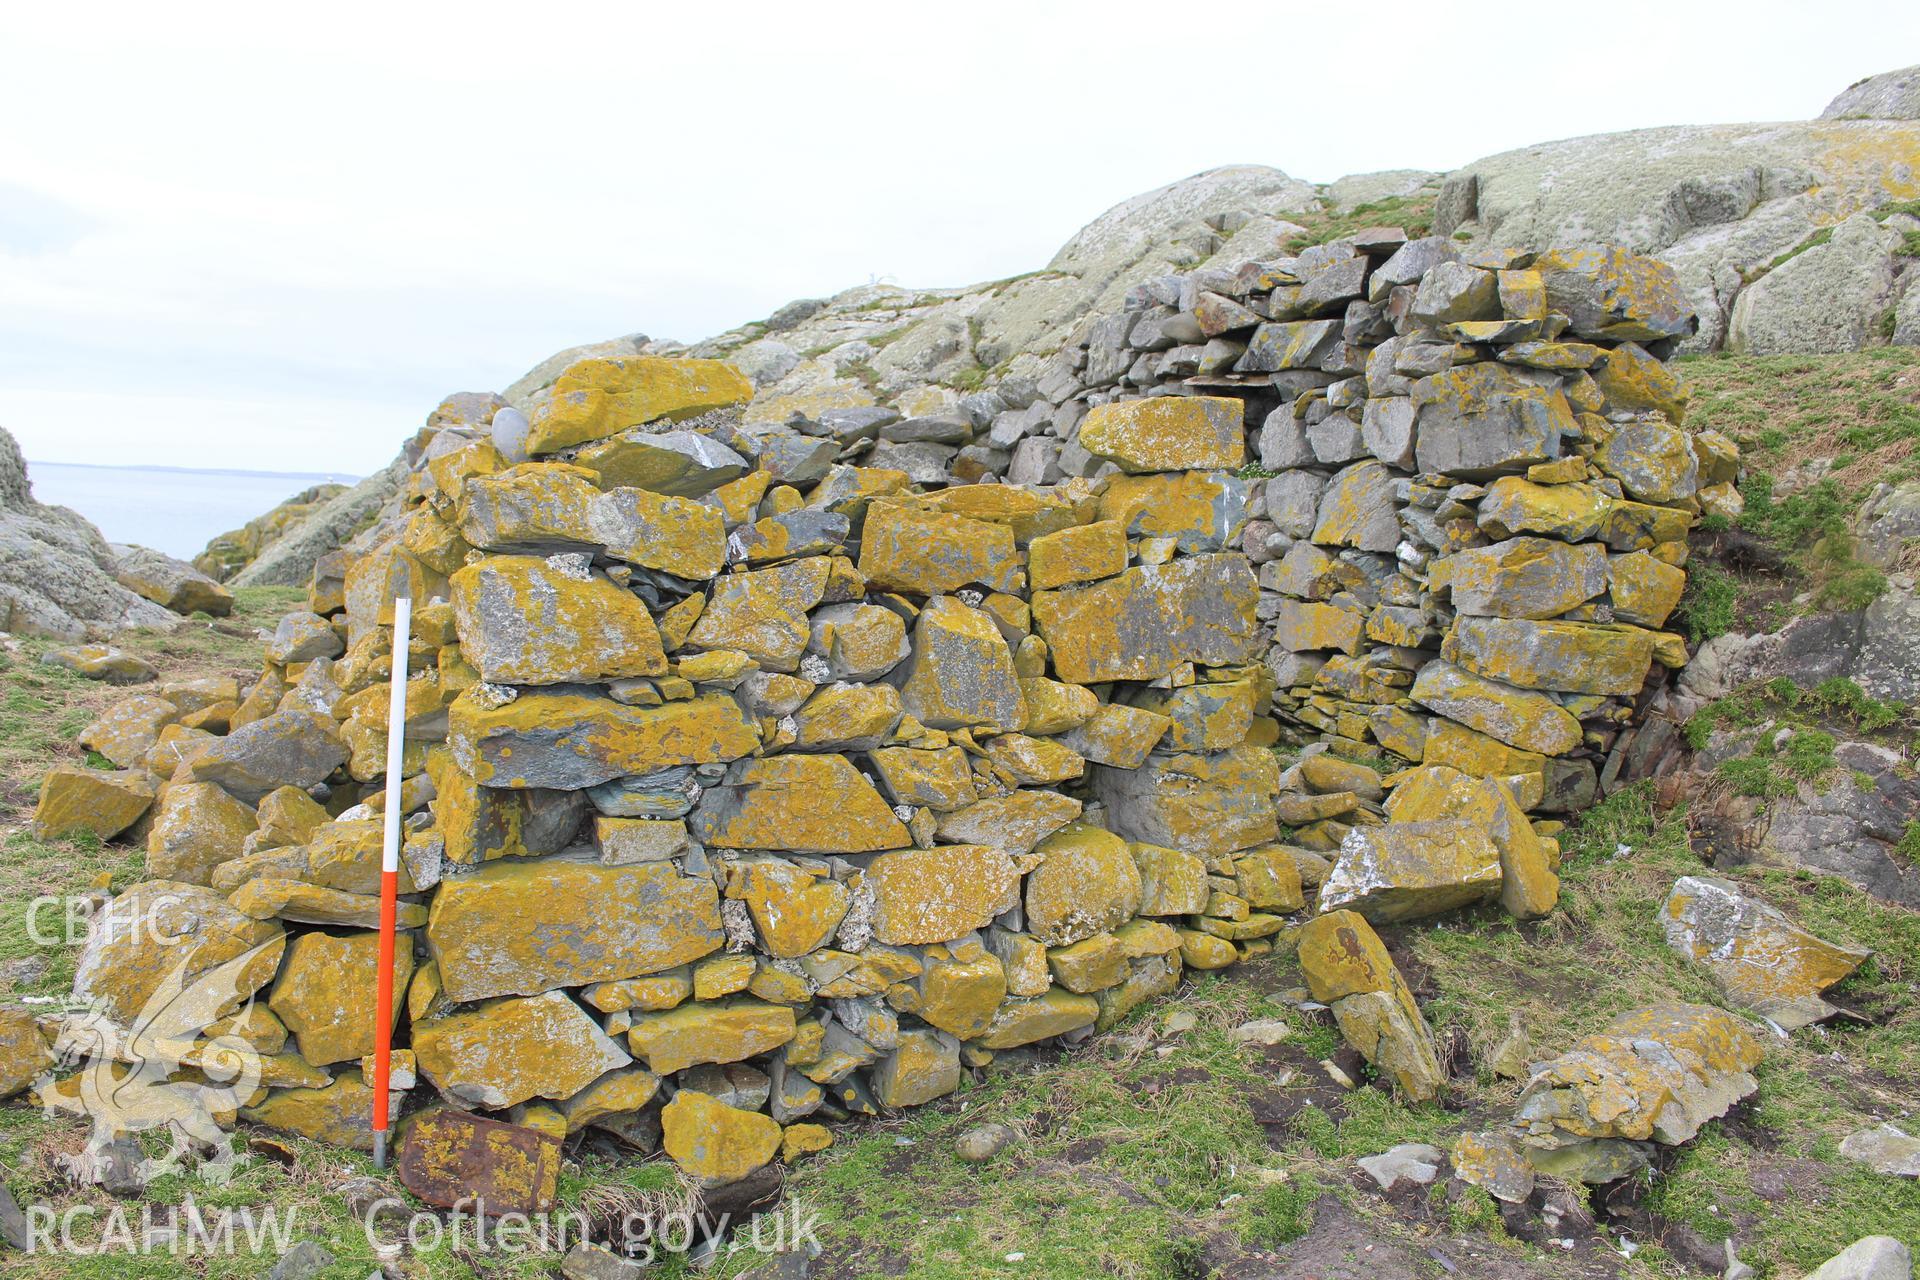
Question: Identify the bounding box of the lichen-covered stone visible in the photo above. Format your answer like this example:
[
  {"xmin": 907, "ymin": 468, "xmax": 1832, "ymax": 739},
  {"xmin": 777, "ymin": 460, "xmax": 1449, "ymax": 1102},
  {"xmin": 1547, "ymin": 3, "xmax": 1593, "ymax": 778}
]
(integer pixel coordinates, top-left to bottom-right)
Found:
[
  {"xmin": 660, "ymin": 1089, "xmax": 781, "ymax": 1184},
  {"xmin": 571, "ymin": 428, "xmax": 747, "ymax": 496},
  {"xmin": 906, "ymin": 945, "xmax": 1008, "ymax": 1038},
  {"xmin": 414, "ymin": 990, "xmax": 631, "ymax": 1109},
  {"xmin": 1098, "ymin": 471, "xmax": 1250, "ymax": 553},
  {"xmin": 868, "ymin": 745, "xmax": 977, "ymax": 810},
  {"xmin": 1663, "ymin": 875, "xmax": 1868, "ymax": 1028},
  {"xmin": 871, "ymin": 1027, "xmax": 962, "ymax": 1108},
  {"xmin": 1409, "ymin": 661, "xmax": 1582, "ymax": 756},
  {"xmin": 148, "ymin": 781, "xmax": 257, "ymax": 884},
  {"xmin": 242, "ymin": 1068, "xmax": 392, "ymax": 1151},
  {"xmin": 981, "ymin": 732, "xmax": 1084, "ymax": 784},
  {"xmin": 1018, "ymin": 678, "xmax": 1100, "ymax": 736},
  {"xmin": 934, "ymin": 790, "xmax": 1082, "ymax": 853},
  {"xmin": 1319, "ymin": 819, "xmax": 1504, "ymax": 923},
  {"xmin": 1077, "ymin": 396, "xmax": 1243, "ymax": 472},
  {"xmin": 559, "ymin": 1066, "xmax": 663, "ymax": 1132},
  {"xmin": 1092, "ymin": 745, "xmax": 1279, "ymax": 856},
  {"xmin": 1386, "ymin": 766, "xmax": 1559, "ymax": 920},
  {"xmin": 1033, "ymin": 555, "xmax": 1260, "ymax": 684},
  {"xmin": 1607, "ymin": 551, "xmax": 1687, "ymax": 629},
  {"xmin": 1412, "ymin": 363, "xmax": 1575, "ymax": 478},
  {"xmin": 899, "ymin": 596, "xmax": 1028, "ymax": 731},
  {"xmin": 1442, "ymin": 616, "xmax": 1655, "ymax": 697},
  {"xmin": 1592, "ymin": 342, "xmax": 1688, "ymax": 424},
  {"xmin": 1132, "ymin": 842, "xmax": 1210, "ymax": 916},
  {"xmin": 80, "ymin": 694, "xmax": 179, "ymax": 769},
  {"xmin": 867, "ymin": 844, "xmax": 1020, "ymax": 945},
  {"xmin": 858, "ymin": 501, "xmax": 1020, "ymax": 596},
  {"xmin": 791, "ymin": 683, "xmax": 903, "ymax": 750},
  {"xmin": 976, "ymin": 989, "xmax": 1100, "ymax": 1049},
  {"xmin": 1311, "ymin": 461, "xmax": 1402, "ymax": 551},
  {"xmin": 449, "ymin": 689, "xmax": 760, "ymax": 790},
  {"xmin": 1335, "ymin": 988, "xmax": 1443, "ymax": 1102},
  {"xmin": 627, "ymin": 1001, "xmax": 797, "ymax": 1075},
  {"xmin": 1593, "ymin": 416, "xmax": 1698, "ymax": 505},
  {"xmin": 0, "ymin": 1007, "xmax": 47, "ymax": 1100},
  {"xmin": 1477, "ymin": 477, "xmax": 1692, "ymax": 552},
  {"xmin": 525, "ymin": 356, "xmax": 753, "ymax": 454},
  {"xmin": 725, "ymin": 860, "xmax": 850, "ymax": 958},
  {"xmin": 692, "ymin": 754, "xmax": 908, "ymax": 854},
  {"xmin": 1026, "ymin": 824, "xmax": 1144, "ymax": 947},
  {"xmin": 1059, "ymin": 702, "xmax": 1171, "ymax": 768},
  {"xmin": 807, "ymin": 603, "xmax": 911, "ymax": 681},
  {"xmin": 187, "ymin": 709, "xmax": 348, "ymax": 804},
  {"xmin": 1450, "ymin": 1129, "xmax": 1536, "ymax": 1204},
  {"xmin": 41, "ymin": 643, "xmax": 158, "ymax": 684},
  {"xmin": 266, "ymin": 612, "xmax": 343, "ymax": 665},
  {"xmin": 1233, "ymin": 845, "xmax": 1306, "ymax": 912},
  {"xmin": 451, "ymin": 555, "xmax": 668, "ymax": 684},
  {"xmin": 1431, "ymin": 537, "xmax": 1609, "ymax": 620},
  {"xmin": 458, "ymin": 463, "xmax": 601, "ymax": 551},
  {"xmin": 1272, "ymin": 600, "xmax": 1365, "ymax": 655},
  {"xmin": 33, "ymin": 765, "xmax": 153, "ymax": 841},
  {"xmin": 1047, "ymin": 933, "xmax": 1129, "ymax": 992},
  {"xmin": 1534, "ymin": 246, "xmax": 1695, "ymax": 344},
  {"xmin": 427, "ymin": 858, "xmax": 723, "ymax": 1001},
  {"xmin": 1027, "ymin": 520, "xmax": 1127, "ymax": 591},
  {"xmin": 1514, "ymin": 1003, "xmax": 1762, "ymax": 1155},
  {"xmin": 686, "ymin": 558, "xmax": 830, "ymax": 672},
  {"xmin": 269, "ymin": 930, "xmax": 413, "ymax": 1067},
  {"xmin": 230, "ymin": 878, "xmax": 426, "ymax": 929},
  {"xmin": 587, "ymin": 487, "xmax": 728, "ymax": 578}
]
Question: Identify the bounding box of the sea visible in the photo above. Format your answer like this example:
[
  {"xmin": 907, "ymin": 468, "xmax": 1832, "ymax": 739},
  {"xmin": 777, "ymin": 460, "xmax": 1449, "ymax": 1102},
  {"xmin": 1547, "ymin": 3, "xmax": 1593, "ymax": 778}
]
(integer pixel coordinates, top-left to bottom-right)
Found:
[{"xmin": 25, "ymin": 461, "xmax": 360, "ymax": 562}]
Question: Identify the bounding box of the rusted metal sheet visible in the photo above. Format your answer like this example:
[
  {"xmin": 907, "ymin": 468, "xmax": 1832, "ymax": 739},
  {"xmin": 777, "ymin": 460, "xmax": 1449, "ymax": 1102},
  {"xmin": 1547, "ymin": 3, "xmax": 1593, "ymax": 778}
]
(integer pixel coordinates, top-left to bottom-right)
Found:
[{"xmin": 395, "ymin": 1107, "xmax": 561, "ymax": 1216}]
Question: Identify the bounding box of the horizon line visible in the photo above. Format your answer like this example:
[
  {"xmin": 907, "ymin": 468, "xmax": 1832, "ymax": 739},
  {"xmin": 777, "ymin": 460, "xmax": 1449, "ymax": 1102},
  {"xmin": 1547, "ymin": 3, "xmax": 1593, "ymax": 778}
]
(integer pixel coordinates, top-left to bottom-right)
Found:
[{"xmin": 28, "ymin": 459, "xmax": 360, "ymax": 483}]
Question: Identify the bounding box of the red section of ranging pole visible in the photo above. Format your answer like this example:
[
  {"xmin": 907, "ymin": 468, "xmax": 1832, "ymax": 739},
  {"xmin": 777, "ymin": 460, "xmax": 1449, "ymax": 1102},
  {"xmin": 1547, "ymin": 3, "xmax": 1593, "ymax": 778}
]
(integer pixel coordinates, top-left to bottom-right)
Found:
[{"xmin": 372, "ymin": 588, "xmax": 413, "ymax": 1167}]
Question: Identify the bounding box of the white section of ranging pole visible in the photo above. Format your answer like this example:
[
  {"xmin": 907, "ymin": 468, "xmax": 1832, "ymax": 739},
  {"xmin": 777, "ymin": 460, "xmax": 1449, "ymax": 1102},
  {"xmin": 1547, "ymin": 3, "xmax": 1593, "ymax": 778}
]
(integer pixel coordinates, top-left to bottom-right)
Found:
[
  {"xmin": 381, "ymin": 592, "xmax": 412, "ymax": 875},
  {"xmin": 372, "ymin": 588, "xmax": 412, "ymax": 1171}
]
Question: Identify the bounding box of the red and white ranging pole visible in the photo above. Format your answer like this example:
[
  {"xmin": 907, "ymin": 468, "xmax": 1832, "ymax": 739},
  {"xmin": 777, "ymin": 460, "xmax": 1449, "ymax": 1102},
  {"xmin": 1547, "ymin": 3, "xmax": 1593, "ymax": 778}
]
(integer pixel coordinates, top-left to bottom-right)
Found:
[{"xmin": 372, "ymin": 586, "xmax": 412, "ymax": 1170}]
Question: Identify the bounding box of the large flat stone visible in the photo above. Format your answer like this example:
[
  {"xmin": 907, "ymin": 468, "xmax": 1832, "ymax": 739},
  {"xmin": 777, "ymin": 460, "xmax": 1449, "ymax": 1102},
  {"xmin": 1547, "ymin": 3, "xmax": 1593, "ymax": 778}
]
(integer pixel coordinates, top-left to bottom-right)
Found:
[
  {"xmin": 1033, "ymin": 555, "xmax": 1259, "ymax": 684},
  {"xmin": 427, "ymin": 857, "xmax": 724, "ymax": 1001}
]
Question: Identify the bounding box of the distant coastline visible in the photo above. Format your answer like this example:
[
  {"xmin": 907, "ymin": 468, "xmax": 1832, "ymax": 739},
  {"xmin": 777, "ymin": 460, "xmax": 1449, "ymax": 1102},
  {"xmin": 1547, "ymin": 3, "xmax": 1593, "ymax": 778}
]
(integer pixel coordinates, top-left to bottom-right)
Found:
[
  {"xmin": 25, "ymin": 460, "xmax": 365, "ymax": 561},
  {"xmin": 29, "ymin": 459, "xmax": 356, "ymax": 484}
]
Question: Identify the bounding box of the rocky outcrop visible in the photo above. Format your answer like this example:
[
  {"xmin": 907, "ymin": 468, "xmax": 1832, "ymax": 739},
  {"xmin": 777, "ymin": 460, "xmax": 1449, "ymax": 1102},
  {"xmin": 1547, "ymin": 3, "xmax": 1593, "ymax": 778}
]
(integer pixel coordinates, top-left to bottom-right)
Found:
[
  {"xmin": 228, "ymin": 464, "xmax": 406, "ymax": 588},
  {"xmin": 191, "ymin": 67, "xmax": 1920, "ymax": 594},
  {"xmin": 678, "ymin": 165, "xmax": 1326, "ymax": 428},
  {"xmin": 196, "ymin": 481, "xmax": 350, "ymax": 581},
  {"xmin": 110, "ymin": 543, "xmax": 233, "ymax": 616},
  {"xmin": 1822, "ymin": 64, "xmax": 1920, "ymax": 120},
  {"xmin": 0, "ymin": 426, "xmax": 179, "ymax": 640},
  {"xmin": 1726, "ymin": 213, "xmax": 1904, "ymax": 354},
  {"xmin": 1435, "ymin": 114, "xmax": 1920, "ymax": 352}
]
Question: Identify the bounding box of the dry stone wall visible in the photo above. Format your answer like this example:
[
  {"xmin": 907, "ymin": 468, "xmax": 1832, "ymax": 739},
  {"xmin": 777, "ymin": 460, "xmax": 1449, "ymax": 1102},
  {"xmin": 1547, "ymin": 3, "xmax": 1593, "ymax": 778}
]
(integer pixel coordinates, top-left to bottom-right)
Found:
[
  {"xmin": 1010, "ymin": 231, "xmax": 1737, "ymax": 821},
  {"xmin": 21, "ymin": 228, "xmax": 1730, "ymax": 1202}
]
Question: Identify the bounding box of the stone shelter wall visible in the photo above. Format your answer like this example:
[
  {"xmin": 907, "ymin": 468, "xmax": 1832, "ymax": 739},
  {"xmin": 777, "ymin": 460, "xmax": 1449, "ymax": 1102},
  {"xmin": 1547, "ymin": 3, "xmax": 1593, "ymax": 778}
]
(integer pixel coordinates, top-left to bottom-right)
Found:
[{"xmin": 31, "ymin": 229, "xmax": 1727, "ymax": 1200}]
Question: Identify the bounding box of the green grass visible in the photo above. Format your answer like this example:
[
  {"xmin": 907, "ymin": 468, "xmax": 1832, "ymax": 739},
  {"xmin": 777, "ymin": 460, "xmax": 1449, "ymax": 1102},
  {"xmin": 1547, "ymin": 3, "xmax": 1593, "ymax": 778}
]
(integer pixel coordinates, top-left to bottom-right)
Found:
[
  {"xmin": 1413, "ymin": 781, "xmax": 1920, "ymax": 1274},
  {"xmin": 1677, "ymin": 561, "xmax": 1739, "ymax": 643},
  {"xmin": 1687, "ymin": 348, "xmax": 1920, "ymax": 505},
  {"xmin": 1686, "ymin": 675, "xmax": 1913, "ymax": 810},
  {"xmin": 1283, "ymin": 192, "xmax": 1437, "ymax": 252},
  {"xmin": 1676, "ymin": 349, "xmax": 1920, "ymax": 625}
]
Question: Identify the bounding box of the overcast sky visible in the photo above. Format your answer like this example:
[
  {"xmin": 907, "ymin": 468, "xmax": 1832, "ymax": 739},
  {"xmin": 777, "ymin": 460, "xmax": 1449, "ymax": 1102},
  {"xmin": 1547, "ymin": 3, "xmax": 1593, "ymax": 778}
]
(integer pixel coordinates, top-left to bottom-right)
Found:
[{"xmin": 2, "ymin": 2, "xmax": 1915, "ymax": 476}]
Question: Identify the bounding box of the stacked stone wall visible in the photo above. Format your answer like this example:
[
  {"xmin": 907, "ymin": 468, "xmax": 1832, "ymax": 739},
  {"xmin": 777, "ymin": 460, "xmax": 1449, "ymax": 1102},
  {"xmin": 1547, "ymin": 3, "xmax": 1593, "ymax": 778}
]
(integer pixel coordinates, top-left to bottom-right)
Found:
[
  {"xmin": 28, "ymin": 228, "xmax": 1728, "ymax": 1198},
  {"xmin": 1014, "ymin": 232, "xmax": 1736, "ymax": 820}
]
